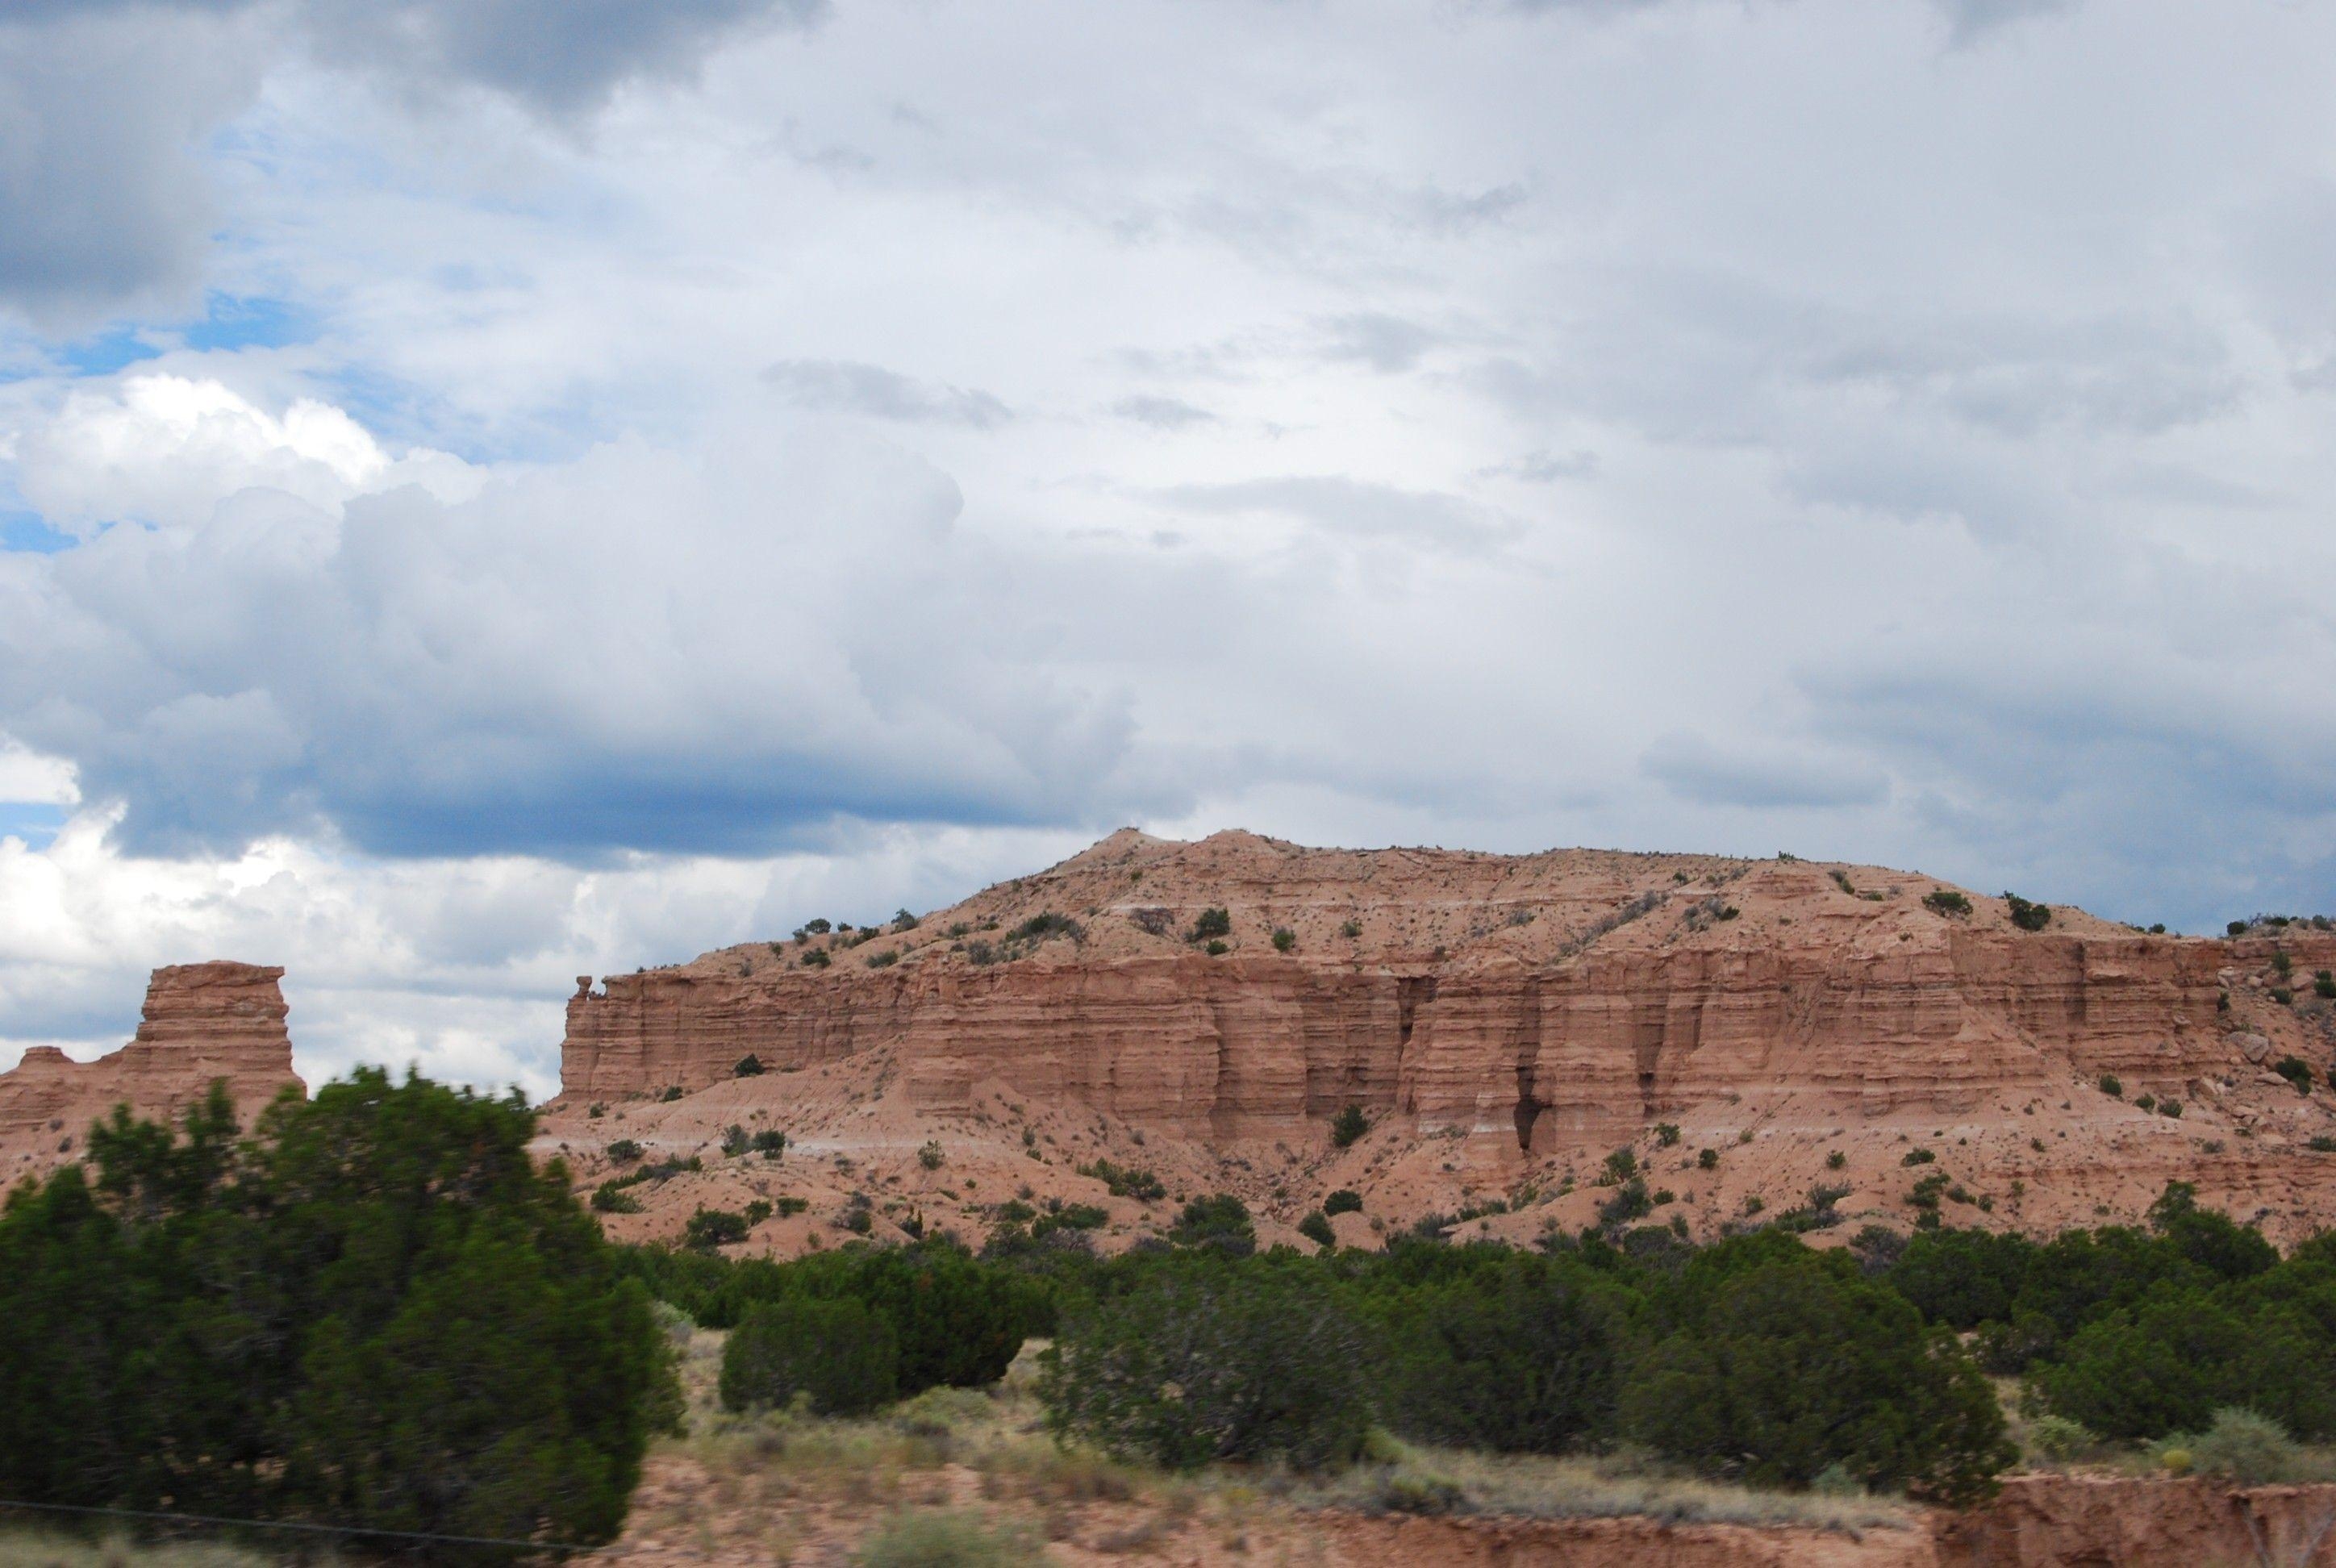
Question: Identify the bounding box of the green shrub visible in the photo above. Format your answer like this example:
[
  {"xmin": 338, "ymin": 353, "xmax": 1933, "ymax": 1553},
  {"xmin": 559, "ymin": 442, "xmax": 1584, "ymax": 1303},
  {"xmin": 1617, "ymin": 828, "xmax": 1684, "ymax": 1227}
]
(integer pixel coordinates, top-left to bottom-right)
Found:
[
  {"xmin": 1190, "ymin": 907, "xmax": 1232, "ymax": 940},
  {"xmin": 753, "ymin": 1128, "xmax": 786, "ymax": 1157},
  {"xmin": 1204, "ymin": 940, "xmax": 1229, "ymax": 956},
  {"xmin": 1041, "ymin": 1268, "xmax": 1370, "ymax": 1470},
  {"xmin": 721, "ymin": 1296, "xmax": 899, "ymax": 1416},
  {"xmin": 1299, "ymin": 1211, "xmax": 1337, "ymax": 1247},
  {"xmin": 1271, "ymin": 926, "xmax": 1297, "ymax": 953},
  {"xmin": 919, "ymin": 1140, "xmax": 945, "ymax": 1171},
  {"xmin": 1656, "ymin": 1123, "xmax": 1682, "ymax": 1147},
  {"xmin": 2182, "ymin": 1407, "xmax": 2303, "ymax": 1484},
  {"xmin": 2024, "ymin": 1413, "xmax": 2096, "ymax": 1463},
  {"xmin": 2317, "ymin": 971, "xmax": 2336, "ymax": 999},
  {"xmin": 1827, "ymin": 1150, "xmax": 1847, "ymax": 1170},
  {"xmin": 1383, "ymin": 1266, "xmax": 1621, "ymax": 1456},
  {"xmin": 1924, "ymin": 889, "xmax": 1973, "ymax": 917},
  {"xmin": 1698, "ymin": 1148, "xmax": 1719, "ymax": 1170},
  {"xmin": 608, "ymin": 1138, "xmax": 644, "ymax": 1162},
  {"xmin": 1598, "ymin": 1179, "xmax": 1654, "ymax": 1228},
  {"xmin": 686, "ymin": 1207, "xmax": 751, "ymax": 1249},
  {"xmin": 593, "ymin": 1182, "xmax": 643, "ymax": 1214},
  {"xmin": 1902, "ymin": 1148, "xmax": 1935, "ymax": 1166},
  {"xmin": 1035, "ymin": 1203, "xmax": 1108, "ymax": 1235},
  {"xmin": 1011, "ymin": 912, "xmax": 1082, "ymax": 944},
  {"xmin": 1078, "ymin": 1159, "xmax": 1166, "ymax": 1202},
  {"xmin": 0, "ymin": 1073, "xmax": 676, "ymax": 1558},
  {"xmin": 1324, "ymin": 1188, "xmax": 1363, "ymax": 1216},
  {"xmin": 1621, "ymin": 1250, "xmax": 2012, "ymax": 1502},
  {"xmin": 1170, "ymin": 1194, "xmax": 1256, "ymax": 1257},
  {"xmin": 1331, "ymin": 1104, "xmax": 1370, "ymax": 1149},
  {"xmin": 1601, "ymin": 1148, "xmax": 1638, "ymax": 1184},
  {"xmin": 735, "ymin": 1054, "xmax": 765, "ymax": 1077},
  {"xmin": 1341, "ymin": 919, "xmax": 1363, "ymax": 939},
  {"xmin": 660, "ymin": 1085, "xmax": 686, "ymax": 1102},
  {"xmin": 721, "ymin": 1124, "xmax": 750, "ymax": 1157},
  {"xmin": 2004, "ymin": 893, "xmax": 2051, "ymax": 932},
  {"xmin": 852, "ymin": 1509, "xmax": 1039, "ymax": 1568},
  {"xmin": 802, "ymin": 947, "xmax": 832, "ymax": 969},
  {"xmin": 866, "ymin": 949, "xmax": 899, "ymax": 969},
  {"xmin": 2098, "ymin": 1074, "xmax": 2121, "ymax": 1098}
]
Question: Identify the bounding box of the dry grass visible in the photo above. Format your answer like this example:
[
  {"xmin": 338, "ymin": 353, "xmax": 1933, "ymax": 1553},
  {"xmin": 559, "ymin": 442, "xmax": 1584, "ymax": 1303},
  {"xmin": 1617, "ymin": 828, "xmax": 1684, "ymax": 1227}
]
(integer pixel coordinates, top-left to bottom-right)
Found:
[
  {"xmin": 0, "ymin": 1535, "xmax": 288, "ymax": 1568},
  {"xmin": 1280, "ymin": 1438, "xmax": 1916, "ymax": 1533},
  {"xmin": 624, "ymin": 1325, "xmax": 1924, "ymax": 1559}
]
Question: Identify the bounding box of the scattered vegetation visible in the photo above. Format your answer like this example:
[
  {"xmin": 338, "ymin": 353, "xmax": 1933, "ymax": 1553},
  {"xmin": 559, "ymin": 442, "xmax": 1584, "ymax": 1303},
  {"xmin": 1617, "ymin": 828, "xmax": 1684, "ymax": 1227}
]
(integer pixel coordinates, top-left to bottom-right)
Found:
[
  {"xmin": 1331, "ymin": 1103, "xmax": 1370, "ymax": 1149},
  {"xmin": 2003, "ymin": 892, "xmax": 2051, "ymax": 932}
]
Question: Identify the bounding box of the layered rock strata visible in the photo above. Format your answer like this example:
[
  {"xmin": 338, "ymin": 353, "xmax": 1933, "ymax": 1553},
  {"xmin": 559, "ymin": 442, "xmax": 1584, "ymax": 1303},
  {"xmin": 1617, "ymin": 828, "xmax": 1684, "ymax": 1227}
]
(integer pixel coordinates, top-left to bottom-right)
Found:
[
  {"xmin": 561, "ymin": 832, "xmax": 2313, "ymax": 1161},
  {"xmin": 2, "ymin": 961, "xmax": 304, "ymax": 1174}
]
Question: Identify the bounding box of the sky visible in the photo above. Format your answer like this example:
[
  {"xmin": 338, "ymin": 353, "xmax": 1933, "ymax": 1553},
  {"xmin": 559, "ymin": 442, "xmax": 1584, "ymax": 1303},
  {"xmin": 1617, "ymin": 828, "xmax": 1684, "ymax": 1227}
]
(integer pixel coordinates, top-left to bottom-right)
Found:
[{"xmin": 4, "ymin": 0, "xmax": 2336, "ymax": 1096}]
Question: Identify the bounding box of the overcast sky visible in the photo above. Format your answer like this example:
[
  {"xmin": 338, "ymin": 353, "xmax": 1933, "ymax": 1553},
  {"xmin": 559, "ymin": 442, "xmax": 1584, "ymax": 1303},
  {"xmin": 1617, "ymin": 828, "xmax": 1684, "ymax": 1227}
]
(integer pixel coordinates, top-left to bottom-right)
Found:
[{"xmin": 4, "ymin": 0, "xmax": 2335, "ymax": 1094}]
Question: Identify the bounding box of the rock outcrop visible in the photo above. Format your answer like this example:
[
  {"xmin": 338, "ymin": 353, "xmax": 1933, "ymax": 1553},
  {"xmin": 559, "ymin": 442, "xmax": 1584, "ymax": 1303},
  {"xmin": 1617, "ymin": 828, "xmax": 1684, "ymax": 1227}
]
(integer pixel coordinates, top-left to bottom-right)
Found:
[
  {"xmin": 549, "ymin": 831, "xmax": 2336, "ymax": 1250},
  {"xmin": 1, "ymin": 961, "xmax": 304, "ymax": 1178},
  {"xmin": 560, "ymin": 832, "xmax": 2296, "ymax": 1150}
]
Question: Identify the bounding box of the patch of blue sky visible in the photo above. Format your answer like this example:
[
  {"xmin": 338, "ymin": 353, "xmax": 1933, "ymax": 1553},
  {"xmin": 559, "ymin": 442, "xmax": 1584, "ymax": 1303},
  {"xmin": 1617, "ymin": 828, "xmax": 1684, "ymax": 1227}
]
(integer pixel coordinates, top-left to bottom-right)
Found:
[
  {"xmin": 183, "ymin": 291, "xmax": 315, "ymax": 352},
  {"xmin": 56, "ymin": 324, "xmax": 167, "ymax": 376},
  {"xmin": 0, "ymin": 803, "xmax": 66, "ymax": 850},
  {"xmin": 0, "ymin": 509, "xmax": 75, "ymax": 555}
]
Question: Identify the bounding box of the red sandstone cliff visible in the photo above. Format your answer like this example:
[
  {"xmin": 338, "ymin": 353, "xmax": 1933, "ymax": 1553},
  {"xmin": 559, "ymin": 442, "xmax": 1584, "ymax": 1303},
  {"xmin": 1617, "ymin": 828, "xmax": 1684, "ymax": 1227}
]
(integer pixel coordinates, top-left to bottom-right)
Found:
[
  {"xmin": 546, "ymin": 832, "xmax": 2336, "ymax": 1251},
  {"xmin": 1, "ymin": 961, "xmax": 304, "ymax": 1181}
]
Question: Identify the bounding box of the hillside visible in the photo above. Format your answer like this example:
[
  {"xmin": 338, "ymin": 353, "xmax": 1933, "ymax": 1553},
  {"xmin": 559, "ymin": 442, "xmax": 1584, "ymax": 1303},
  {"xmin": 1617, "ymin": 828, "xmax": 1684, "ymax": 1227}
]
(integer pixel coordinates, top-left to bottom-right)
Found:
[{"xmin": 539, "ymin": 830, "xmax": 2336, "ymax": 1253}]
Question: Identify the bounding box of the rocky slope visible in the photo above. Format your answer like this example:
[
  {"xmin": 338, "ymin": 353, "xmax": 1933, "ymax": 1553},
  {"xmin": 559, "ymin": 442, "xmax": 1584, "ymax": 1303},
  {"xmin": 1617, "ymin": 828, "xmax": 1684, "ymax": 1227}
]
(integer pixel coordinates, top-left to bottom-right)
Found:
[
  {"xmin": 543, "ymin": 830, "xmax": 2336, "ymax": 1253},
  {"xmin": 0, "ymin": 961, "xmax": 304, "ymax": 1182}
]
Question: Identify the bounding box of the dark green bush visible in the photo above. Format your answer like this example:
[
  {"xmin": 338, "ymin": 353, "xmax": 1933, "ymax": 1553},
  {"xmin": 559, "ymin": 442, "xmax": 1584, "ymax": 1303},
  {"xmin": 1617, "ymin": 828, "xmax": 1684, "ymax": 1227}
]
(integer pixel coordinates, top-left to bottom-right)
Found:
[
  {"xmin": 1011, "ymin": 912, "xmax": 1082, "ymax": 944},
  {"xmin": 1170, "ymin": 1194, "xmax": 1257, "ymax": 1257},
  {"xmin": 1078, "ymin": 1159, "xmax": 1166, "ymax": 1202},
  {"xmin": 753, "ymin": 1128, "xmax": 786, "ymax": 1157},
  {"xmin": 1189, "ymin": 907, "xmax": 1232, "ymax": 941},
  {"xmin": 719, "ymin": 1296, "xmax": 897, "ymax": 1416},
  {"xmin": 1622, "ymin": 1249, "xmax": 2011, "ymax": 1501},
  {"xmin": 1323, "ymin": 1188, "xmax": 1363, "ymax": 1216},
  {"xmin": 1299, "ymin": 1211, "xmax": 1336, "ymax": 1247},
  {"xmin": 0, "ymin": 1074, "xmax": 675, "ymax": 1559},
  {"xmin": 686, "ymin": 1207, "xmax": 751, "ymax": 1249},
  {"xmin": 1597, "ymin": 1178, "xmax": 1653, "ymax": 1228},
  {"xmin": 1923, "ymin": 889, "xmax": 1973, "ymax": 917},
  {"xmin": 1382, "ymin": 1266, "xmax": 1621, "ymax": 1455},
  {"xmin": 608, "ymin": 1137, "xmax": 644, "ymax": 1162},
  {"xmin": 2004, "ymin": 892, "xmax": 2051, "ymax": 932},
  {"xmin": 735, "ymin": 1054, "xmax": 765, "ymax": 1077},
  {"xmin": 1041, "ymin": 1268, "xmax": 1370, "ymax": 1470},
  {"xmin": 2098, "ymin": 1074, "xmax": 2121, "ymax": 1098},
  {"xmin": 1330, "ymin": 1104, "xmax": 1370, "ymax": 1149}
]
